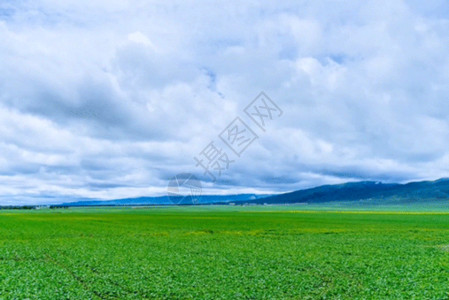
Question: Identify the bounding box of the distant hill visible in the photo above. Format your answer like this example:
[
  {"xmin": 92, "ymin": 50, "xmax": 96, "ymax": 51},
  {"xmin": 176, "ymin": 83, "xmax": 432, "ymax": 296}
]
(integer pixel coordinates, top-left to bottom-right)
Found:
[
  {"xmin": 234, "ymin": 178, "xmax": 449, "ymax": 205},
  {"xmin": 56, "ymin": 178, "xmax": 449, "ymax": 207},
  {"xmin": 59, "ymin": 194, "xmax": 270, "ymax": 207}
]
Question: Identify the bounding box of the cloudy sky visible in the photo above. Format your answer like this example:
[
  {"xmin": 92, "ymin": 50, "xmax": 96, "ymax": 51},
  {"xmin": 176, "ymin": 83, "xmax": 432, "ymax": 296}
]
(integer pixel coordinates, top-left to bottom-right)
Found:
[{"xmin": 1, "ymin": 0, "xmax": 449, "ymax": 204}]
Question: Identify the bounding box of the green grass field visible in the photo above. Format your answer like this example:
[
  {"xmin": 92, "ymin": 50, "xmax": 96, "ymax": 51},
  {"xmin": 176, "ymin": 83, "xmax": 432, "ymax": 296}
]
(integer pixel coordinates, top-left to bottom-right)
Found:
[{"xmin": 1, "ymin": 206, "xmax": 449, "ymax": 299}]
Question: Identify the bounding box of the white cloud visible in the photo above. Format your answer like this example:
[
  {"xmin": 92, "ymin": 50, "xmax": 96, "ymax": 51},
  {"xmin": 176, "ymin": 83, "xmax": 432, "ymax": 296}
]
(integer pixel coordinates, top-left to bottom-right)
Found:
[
  {"xmin": 0, "ymin": 0, "xmax": 449, "ymax": 204},
  {"xmin": 127, "ymin": 31, "xmax": 157, "ymax": 51}
]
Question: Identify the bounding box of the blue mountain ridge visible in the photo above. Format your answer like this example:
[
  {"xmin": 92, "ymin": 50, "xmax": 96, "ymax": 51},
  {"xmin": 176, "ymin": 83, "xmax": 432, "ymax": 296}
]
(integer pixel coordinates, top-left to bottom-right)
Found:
[
  {"xmin": 58, "ymin": 194, "xmax": 271, "ymax": 206},
  {"xmin": 234, "ymin": 178, "xmax": 449, "ymax": 205},
  {"xmin": 56, "ymin": 178, "xmax": 449, "ymax": 207}
]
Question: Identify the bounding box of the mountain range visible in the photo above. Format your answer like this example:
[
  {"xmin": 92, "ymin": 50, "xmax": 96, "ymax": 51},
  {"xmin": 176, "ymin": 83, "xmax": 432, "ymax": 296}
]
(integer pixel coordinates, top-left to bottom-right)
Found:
[
  {"xmin": 237, "ymin": 178, "xmax": 449, "ymax": 205},
  {"xmin": 57, "ymin": 194, "xmax": 270, "ymax": 207},
  {"xmin": 55, "ymin": 178, "xmax": 449, "ymax": 207}
]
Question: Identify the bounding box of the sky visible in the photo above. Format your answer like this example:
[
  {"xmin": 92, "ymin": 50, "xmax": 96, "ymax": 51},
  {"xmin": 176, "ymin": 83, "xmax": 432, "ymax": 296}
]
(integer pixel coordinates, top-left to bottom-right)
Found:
[{"xmin": 1, "ymin": 0, "xmax": 449, "ymax": 204}]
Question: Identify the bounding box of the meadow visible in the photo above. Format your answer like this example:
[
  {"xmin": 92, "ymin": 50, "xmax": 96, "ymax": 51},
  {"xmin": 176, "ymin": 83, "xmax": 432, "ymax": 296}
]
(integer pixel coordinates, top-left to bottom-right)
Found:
[{"xmin": 1, "ymin": 206, "xmax": 449, "ymax": 299}]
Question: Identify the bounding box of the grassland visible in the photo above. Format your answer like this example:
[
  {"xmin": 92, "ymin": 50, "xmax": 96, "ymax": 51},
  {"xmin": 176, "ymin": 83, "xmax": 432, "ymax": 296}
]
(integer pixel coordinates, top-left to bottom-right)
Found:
[{"xmin": 1, "ymin": 206, "xmax": 449, "ymax": 299}]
